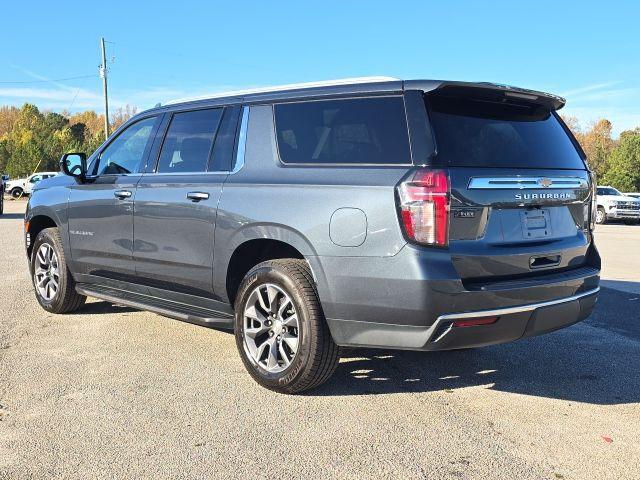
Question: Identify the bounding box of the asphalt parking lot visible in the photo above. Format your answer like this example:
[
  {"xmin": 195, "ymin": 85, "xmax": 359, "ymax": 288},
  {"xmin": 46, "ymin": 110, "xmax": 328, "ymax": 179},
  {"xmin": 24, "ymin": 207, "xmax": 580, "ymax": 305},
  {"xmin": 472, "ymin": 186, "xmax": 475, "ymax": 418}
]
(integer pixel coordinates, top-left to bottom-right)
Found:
[{"xmin": 1, "ymin": 198, "xmax": 639, "ymax": 480}]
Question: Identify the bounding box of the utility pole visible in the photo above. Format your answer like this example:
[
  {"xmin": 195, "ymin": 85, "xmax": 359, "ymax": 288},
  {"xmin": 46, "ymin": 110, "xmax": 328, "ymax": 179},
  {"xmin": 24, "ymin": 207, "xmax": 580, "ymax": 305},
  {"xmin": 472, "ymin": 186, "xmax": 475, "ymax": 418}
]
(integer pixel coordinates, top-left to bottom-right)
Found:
[{"xmin": 99, "ymin": 37, "xmax": 110, "ymax": 140}]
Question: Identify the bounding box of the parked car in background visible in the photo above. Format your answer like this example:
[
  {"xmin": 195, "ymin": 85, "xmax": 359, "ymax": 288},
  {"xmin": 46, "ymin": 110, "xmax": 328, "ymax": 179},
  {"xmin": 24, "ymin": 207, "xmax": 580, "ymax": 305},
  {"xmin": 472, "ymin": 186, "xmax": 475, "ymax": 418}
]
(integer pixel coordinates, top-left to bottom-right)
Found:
[
  {"xmin": 596, "ymin": 186, "xmax": 640, "ymax": 224},
  {"xmin": 625, "ymin": 192, "xmax": 640, "ymax": 200},
  {"xmin": 0, "ymin": 177, "xmax": 4, "ymax": 215},
  {"xmin": 25, "ymin": 78, "xmax": 600, "ymax": 393},
  {"xmin": 5, "ymin": 172, "xmax": 58, "ymax": 198}
]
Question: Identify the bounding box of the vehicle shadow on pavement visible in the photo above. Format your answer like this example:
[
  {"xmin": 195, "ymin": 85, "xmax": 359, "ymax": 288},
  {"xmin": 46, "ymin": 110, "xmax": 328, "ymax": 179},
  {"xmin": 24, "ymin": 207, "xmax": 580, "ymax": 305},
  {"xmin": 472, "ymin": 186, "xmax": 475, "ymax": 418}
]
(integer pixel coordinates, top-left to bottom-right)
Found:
[
  {"xmin": 71, "ymin": 301, "xmax": 139, "ymax": 315},
  {"xmin": 313, "ymin": 286, "xmax": 640, "ymax": 405}
]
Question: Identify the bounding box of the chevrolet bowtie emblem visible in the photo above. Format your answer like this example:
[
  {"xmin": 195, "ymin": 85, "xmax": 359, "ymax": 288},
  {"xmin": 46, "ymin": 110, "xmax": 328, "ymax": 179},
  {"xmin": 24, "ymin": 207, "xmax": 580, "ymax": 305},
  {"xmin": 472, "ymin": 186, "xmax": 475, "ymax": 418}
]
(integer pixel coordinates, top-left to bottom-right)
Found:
[{"xmin": 538, "ymin": 178, "xmax": 553, "ymax": 188}]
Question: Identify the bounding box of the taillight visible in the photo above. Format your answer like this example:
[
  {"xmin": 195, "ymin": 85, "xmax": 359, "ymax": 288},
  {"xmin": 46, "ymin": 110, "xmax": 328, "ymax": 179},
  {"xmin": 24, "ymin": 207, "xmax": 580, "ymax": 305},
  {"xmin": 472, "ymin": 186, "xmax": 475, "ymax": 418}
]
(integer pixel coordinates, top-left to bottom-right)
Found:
[{"xmin": 397, "ymin": 169, "xmax": 450, "ymax": 246}]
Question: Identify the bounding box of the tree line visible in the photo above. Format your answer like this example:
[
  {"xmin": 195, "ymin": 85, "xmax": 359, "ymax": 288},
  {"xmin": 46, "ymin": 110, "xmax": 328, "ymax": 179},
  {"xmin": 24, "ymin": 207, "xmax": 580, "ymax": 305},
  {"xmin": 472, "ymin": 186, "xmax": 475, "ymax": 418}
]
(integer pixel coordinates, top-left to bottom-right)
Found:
[
  {"xmin": 0, "ymin": 103, "xmax": 639, "ymax": 192},
  {"xmin": 561, "ymin": 116, "xmax": 640, "ymax": 192},
  {"xmin": 0, "ymin": 104, "xmax": 136, "ymax": 178}
]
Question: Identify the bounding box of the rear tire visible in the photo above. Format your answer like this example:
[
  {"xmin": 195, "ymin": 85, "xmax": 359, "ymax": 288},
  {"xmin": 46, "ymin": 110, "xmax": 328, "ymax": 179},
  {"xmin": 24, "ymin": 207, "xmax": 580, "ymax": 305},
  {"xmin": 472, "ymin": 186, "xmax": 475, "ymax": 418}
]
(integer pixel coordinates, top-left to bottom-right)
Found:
[
  {"xmin": 31, "ymin": 227, "xmax": 86, "ymax": 314},
  {"xmin": 595, "ymin": 207, "xmax": 606, "ymax": 224},
  {"xmin": 234, "ymin": 259, "xmax": 339, "ymax": 394}
]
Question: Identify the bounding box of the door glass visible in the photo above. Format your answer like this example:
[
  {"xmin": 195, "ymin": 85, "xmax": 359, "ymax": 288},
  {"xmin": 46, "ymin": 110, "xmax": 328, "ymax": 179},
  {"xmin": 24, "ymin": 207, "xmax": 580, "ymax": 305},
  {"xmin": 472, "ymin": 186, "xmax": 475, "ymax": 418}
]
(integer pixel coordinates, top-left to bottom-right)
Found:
[
  {"xmin": 29, "ymin": 175, "xmax": 42, "ymax": 183},
  {"xmin": 209, "ymin": 106, "xmax": 241, "ymax": 172},
  {"xmin": 156, "ymin": 108, "xmax": 223, "ymax": 173},
  {"xmin": 95, "ymin": 116, "xmax": 157, "ymax": 176}
]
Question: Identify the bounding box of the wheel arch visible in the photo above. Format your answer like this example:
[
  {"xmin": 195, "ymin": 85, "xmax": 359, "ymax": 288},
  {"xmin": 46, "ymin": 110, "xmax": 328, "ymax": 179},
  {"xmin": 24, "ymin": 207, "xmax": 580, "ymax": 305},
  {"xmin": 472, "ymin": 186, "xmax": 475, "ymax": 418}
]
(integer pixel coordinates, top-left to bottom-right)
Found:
[
  {"xmin": 25, "ymin": 205, "xmax": 67, "ymax": 262},
  {"xmin": 219, "ymin": 224, "xmax": 326, "ymax": 307}
]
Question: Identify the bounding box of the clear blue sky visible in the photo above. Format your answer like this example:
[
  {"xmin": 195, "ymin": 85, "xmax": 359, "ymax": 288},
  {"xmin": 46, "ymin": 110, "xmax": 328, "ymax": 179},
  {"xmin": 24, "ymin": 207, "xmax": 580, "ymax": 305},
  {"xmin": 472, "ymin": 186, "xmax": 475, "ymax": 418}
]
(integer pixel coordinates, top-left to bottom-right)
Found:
[{"xmin": 1, "ymin": 0, "xmax": 638, "ymax": 135}]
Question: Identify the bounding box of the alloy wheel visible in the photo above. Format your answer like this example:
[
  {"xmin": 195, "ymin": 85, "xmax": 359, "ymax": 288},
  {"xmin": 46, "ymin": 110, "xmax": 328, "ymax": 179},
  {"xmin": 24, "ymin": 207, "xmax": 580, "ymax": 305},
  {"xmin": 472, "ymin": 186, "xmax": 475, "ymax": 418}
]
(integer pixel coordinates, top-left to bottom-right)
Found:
[
  {"xmin": 34, "ymin": 243, "xmax": 60, "ymax": 301},
  {"xmin": 242, "ymin": 283, "xmax": 300, "ymax": 373}
]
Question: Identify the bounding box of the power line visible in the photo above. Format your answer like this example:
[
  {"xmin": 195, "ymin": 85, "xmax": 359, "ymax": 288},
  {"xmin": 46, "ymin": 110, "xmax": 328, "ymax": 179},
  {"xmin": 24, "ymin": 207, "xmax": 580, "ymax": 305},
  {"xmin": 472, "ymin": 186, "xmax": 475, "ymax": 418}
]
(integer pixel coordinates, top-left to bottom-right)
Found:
[{"xmin": 0, "ymin": 74, "xmax": 97, "ymax": 85}]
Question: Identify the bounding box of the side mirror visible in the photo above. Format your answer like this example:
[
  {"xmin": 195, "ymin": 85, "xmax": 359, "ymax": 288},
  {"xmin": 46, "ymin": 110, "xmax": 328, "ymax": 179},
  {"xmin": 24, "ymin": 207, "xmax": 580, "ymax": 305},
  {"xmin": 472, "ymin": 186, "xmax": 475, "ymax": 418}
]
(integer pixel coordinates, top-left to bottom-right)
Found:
[{"xmin": 60, "ymin": 152, "xmax": 87, "ymax": 179}]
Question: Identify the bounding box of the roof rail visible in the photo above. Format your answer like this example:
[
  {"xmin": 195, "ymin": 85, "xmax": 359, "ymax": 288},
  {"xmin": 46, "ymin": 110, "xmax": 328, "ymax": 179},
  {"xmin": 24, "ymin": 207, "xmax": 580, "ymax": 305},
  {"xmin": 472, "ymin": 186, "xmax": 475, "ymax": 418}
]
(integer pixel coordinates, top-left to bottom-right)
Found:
[{"xmin": 164, "ymin": 76, "xmax": 401, "ymax": 105}]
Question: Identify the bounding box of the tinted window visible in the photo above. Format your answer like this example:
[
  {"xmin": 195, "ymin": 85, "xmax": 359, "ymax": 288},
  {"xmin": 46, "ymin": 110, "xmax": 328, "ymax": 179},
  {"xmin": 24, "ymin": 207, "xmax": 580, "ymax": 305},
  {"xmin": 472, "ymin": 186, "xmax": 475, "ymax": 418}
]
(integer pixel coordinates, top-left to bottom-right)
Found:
[
  {"xmin": 209, "ymin": 106, "xmax": 241, "ymax": 172},
  {"xmin": 95, "ymin": 116, "xmax": 157, "ymax": 175},
  {"xmin": 274, "ymin": 97, "xmax": 411, "ymax": 165},
  {"xmin": 157, "ymin": 109, "xmax": 222, "ymax": 173},
  {"xmin": 427, "ymin": 95, "xmax": 586, "ymax": 169}
]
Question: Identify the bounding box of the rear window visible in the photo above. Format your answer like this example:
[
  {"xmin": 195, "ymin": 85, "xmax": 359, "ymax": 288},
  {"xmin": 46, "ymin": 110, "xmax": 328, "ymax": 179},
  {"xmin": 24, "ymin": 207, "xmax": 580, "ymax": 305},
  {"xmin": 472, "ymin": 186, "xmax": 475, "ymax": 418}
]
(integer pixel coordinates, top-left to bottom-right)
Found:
[
  {"xmin": 274, "ymin": 97, "xmax": 411, "ymax": 165},
  {"xmin": 427, "ymin": 95, "xmax": 585, "ymax": 169}
]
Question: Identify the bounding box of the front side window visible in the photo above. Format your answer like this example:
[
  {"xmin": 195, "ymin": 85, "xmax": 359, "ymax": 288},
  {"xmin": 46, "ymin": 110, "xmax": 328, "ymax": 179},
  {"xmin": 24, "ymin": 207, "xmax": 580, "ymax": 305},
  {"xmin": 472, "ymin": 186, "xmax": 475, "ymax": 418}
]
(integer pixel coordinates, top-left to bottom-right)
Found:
[
  {"xmin": 156, "ymin": 108, "xmax": 223, "ymax": 173},
  {"xmin": 95, "ymin": 116, "xmax": 157, "ymax": 175},
  {"xmin": 274, "ymin": 97, "xmax": 411, "ymax": 165},
  {"xmin": 29, "ymin": 175, "xmax": 42, "ymax": 184}
]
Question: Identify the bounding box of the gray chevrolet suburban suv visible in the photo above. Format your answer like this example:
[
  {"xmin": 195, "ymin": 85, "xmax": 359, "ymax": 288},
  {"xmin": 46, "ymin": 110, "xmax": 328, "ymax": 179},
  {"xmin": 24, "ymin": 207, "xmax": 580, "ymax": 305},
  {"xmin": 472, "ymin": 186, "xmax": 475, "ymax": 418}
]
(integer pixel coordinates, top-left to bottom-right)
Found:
[{"xmin": 25, "ymin": 77, "xmax": 601, "ymax": 393}]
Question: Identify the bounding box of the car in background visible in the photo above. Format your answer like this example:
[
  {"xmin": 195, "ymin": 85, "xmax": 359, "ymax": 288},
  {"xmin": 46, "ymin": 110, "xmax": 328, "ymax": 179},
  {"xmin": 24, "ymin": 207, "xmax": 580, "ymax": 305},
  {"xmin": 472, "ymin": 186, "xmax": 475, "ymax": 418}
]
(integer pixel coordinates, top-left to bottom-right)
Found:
[
  {"xmin": 0, "ymin": 177, "xmax": 4, "ymax": 215},
  {"xmin": 596, "ymin": 186, "xmax": 640, "ymax": 224},
  {"xmin": 5, "ymin": 172, "xmax": 58, "ymax": 198},
  {"xmin": 625, "ymin": 192, "xmax": 640, "ymax": 200}
]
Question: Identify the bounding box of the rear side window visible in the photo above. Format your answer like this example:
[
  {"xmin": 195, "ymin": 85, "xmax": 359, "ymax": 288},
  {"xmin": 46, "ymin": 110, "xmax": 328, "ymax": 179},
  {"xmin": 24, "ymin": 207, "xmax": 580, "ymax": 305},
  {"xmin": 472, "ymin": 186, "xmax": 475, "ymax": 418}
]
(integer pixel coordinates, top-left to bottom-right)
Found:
[
  {"xmin": 209, "ymin": 106, "xmax": 241, "ymax": 172},
  {"xmin": 274, "ymin": 97, "xmax": 411, "ymax": 165},
  {"xmin": 157, "ymin": 108, "xmax": 223, "ymax": 173},
  {"xmin": 427, "ymin": 95, "xmax": 586, "ymax": 170}
]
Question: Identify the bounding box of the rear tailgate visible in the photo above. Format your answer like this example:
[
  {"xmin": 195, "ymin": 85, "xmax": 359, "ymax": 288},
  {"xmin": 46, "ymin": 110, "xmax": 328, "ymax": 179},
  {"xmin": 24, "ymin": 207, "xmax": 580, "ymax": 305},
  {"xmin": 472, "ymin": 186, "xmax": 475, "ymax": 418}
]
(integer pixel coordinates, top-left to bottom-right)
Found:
[
  {"xmin": 425, "ymin": 89, "xmax": 595, "ymax": 283},
  {"xmin": 449, "ymin": 167, "xmax": 592, "ymax": 280}
]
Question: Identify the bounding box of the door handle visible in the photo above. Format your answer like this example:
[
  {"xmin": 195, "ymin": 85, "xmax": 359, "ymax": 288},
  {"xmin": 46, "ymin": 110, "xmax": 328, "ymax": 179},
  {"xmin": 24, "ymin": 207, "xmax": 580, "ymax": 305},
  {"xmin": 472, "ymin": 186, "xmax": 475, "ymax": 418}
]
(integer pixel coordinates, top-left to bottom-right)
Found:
[
  {"xmin": 186, "ymin": 192, "xmax": 210, "ymax": 202},
  {"xmin": 114, "ymin": 190, "xmax": 132, "ymax": 199}
]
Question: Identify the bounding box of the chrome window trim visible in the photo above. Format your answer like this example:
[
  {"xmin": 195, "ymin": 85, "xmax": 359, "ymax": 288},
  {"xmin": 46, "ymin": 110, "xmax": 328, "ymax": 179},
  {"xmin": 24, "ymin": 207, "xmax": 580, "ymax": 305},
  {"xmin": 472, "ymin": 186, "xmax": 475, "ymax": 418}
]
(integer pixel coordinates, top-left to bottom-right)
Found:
[
  {"xmin": 232, "ymin": 106, "xmax": 249, "ymax": 174},
  {"xmin": 140, "ymin": 171, "xmax": 230, "ymax": 177},
  {"xmin": 468, "ymin": 176, "xmax": 589, "ymax": 190}
]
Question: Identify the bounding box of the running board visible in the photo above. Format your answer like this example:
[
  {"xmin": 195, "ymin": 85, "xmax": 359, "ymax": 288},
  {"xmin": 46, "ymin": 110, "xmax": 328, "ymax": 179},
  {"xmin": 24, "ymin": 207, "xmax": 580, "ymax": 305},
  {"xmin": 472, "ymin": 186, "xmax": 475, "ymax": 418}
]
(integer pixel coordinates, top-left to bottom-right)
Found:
[{"xmin": 76, "ymin": 284, "xmax": 234, "ymax": 330}]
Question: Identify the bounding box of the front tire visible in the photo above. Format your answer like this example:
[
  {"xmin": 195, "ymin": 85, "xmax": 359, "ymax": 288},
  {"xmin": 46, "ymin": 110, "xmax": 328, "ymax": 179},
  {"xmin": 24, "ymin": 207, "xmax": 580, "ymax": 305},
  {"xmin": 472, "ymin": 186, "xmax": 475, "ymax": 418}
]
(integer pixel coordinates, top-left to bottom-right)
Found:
[
  {"xmin": 234, "ymin": 259, "xmax": 339, "ymax": 394},
  {"xmin": 31, "ymin": 228, "xmax": 86, "ymax": 313},
  {"xmin": 595, "ymin": 207, "xmax": 607, "ymax": 225},
  {"xmin": 11, "ymin": 188, "xmax": 23, "ymax": 199}
]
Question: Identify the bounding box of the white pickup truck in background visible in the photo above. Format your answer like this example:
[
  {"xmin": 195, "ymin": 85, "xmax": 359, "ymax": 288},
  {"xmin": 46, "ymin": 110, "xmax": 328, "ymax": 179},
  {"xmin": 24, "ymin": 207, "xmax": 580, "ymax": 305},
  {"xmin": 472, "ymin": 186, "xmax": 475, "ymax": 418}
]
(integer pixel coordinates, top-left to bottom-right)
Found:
[
  {"xmin": 596, "ymin": 186, "xmax": 640, "ymax": 224},
  {"xmin": 4, "ymin": 172, "xmax": 58, "ymax": 198}
]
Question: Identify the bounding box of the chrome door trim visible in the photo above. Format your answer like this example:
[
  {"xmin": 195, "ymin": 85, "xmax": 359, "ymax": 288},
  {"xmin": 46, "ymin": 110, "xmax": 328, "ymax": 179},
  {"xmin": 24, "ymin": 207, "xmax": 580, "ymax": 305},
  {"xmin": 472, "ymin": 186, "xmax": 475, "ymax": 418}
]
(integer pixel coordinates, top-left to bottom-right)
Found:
[
  {"xmin": 232, "ymin": 106, "xmax": 249, "ymax": 174},
  {"xmin": 468, "ymin": 176, "xmax": 589, "ymax": 190}
]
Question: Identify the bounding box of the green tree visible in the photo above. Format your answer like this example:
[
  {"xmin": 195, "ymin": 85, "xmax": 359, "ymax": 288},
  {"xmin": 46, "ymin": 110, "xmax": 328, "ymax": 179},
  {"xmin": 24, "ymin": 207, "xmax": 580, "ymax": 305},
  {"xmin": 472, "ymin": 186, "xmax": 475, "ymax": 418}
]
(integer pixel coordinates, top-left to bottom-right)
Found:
[{"xmin": 602, "ymin": 129, "xmax": 640, "ymax": 192}]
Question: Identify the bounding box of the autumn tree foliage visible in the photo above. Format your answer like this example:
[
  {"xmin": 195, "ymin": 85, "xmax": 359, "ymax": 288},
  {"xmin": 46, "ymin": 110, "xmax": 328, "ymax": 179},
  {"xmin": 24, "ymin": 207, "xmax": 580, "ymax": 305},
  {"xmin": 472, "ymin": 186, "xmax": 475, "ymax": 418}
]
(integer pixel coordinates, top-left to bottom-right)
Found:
[
  {"xmin": 0, "ymin": 104, "xmax": 136, "ymax": 177},
  {"xmin": 561, "ymin": 116, "xmax": 640, "ymax": 192},
  {"xmin": 601, "ymin": 129, "xmax": 640, "ymax": 192}
]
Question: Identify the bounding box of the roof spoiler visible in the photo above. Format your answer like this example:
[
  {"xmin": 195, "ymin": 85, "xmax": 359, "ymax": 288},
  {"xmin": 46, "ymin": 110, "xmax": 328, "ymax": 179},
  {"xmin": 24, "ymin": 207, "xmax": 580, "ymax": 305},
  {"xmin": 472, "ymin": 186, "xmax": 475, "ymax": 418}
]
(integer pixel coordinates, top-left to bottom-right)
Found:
[{"xmin": 404, "ymin": 80, "xmax": 566, "ymax": 111}]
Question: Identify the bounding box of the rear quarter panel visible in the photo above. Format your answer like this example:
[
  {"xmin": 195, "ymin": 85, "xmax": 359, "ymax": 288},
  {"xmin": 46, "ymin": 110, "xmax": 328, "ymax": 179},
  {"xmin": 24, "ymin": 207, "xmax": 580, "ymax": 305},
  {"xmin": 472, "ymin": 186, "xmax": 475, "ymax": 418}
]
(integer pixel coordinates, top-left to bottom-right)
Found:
[{"xmin": 213, "ymin": 104, "xmax": 411, "ymax": 301}]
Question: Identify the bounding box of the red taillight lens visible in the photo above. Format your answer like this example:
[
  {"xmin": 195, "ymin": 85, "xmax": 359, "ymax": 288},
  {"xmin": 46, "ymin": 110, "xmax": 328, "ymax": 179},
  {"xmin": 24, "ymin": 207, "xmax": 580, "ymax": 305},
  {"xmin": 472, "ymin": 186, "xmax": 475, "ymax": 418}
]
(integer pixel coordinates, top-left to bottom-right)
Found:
[
  {"xmin": 452, "ymin": 316, "xmax": 499, "ymax": 328},
  {"xmin": 397, "ymin": 169, "xmax": 450, "ymax": 246}
]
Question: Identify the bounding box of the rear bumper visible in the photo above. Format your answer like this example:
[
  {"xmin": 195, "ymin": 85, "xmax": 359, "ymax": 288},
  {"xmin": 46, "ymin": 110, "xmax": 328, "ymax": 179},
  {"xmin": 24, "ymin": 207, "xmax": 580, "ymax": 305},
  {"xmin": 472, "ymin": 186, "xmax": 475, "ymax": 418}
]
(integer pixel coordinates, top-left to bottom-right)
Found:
[
  {"xmin": 312, "ymin": 243, "xmax": 600, "ymax": 350},
  {"xmin": 326, "ymin": 288, "xmax": 598, "ymax": 351}
]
